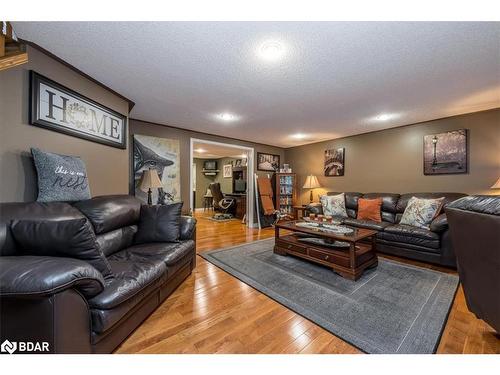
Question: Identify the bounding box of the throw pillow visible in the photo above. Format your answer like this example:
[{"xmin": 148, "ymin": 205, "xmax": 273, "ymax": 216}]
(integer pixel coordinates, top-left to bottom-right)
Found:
[
  {"xmin": 135, "ymin": 202, "xmax": 183, "ymax": 244},
  {"xmin": 399, "ymin": 197, "xmax": 445, "ymax": 229},
  {"xmin": 357, "ymin": 198, "xmax": 382, "ymax": 222},
  {"xmin": 320, "ymin": 193, "xmax": 348, "ymax": 218},
  {"xmin": 31, "ymin": 148, "xmax": 91, "ymax": 202},
  {"xmin": 10, "ymin": 218, "xmax": 112, "ymax": 277}
]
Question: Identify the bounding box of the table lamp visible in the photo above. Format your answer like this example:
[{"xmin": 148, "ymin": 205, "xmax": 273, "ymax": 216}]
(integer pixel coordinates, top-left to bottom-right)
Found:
[
  {"xmin": 303, "ymin": 174, "xmax": 321, "ymax": 203},
  {"xmin": 140, "ymin": 168, "xmax": 163, "ymax": 205},
  {"xmin": 491, "ymin": 177, "xmax": 500, "ymax": 190}
]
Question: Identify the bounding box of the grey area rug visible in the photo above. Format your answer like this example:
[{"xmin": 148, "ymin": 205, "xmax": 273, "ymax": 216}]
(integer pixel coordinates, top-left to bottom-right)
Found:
[{"xmin": 200, "ymin": 238, "xmax": 459, "ymax": 354}]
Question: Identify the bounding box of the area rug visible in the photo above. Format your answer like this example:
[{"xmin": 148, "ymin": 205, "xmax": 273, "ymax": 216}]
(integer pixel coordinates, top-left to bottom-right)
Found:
[
  {"xmin": 200, "ymin": 238, "xmax": 459, "ymax": 354},
  {"xmin": 202, "ymin": 216, "xmax": 239, "ymax": 223}
]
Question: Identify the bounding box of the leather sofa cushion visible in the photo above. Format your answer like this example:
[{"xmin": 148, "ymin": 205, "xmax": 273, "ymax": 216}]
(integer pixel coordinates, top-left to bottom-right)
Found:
[
  {"xmin": 357, "ymin": 198, "xmax": 382, "ymax": 222},
  {"xmin": 88, "ymin": 258, "xmax": 166, "ymax": 310},
  {"xmin": 89, "ymin": 241, "xmax": 195, "ymax": 333},
  {"xmin": 377, "ymin": 224, "xmax": 440, "ymax": 249},
  {"xmin": 0, "ymin": 202, "xmax": 84, "ymax": 256},
  {"xmin": 11, "ymin": 218, "xmax": 112, "ymax": 277},
  {"xmin": 343, "ymin": 218, "xmax": 391, "ymax": 231},
  {"xmin": 376, "ymin": 239, "xmax": 442, "ymax": 255},
  {"xmin": 109, "ymin": 240, "xmax": 195, "ymax": 267},
  {"xmin": 135, "ymin": 203, "xmax": 183, "ymax": 244},
  {"xmin": 74, "ymin": 195, "xmax": 141, "ymax": 234},
  {"xmin": 96, "ymin": 225, "xmax": 138, "ymax": 257}
]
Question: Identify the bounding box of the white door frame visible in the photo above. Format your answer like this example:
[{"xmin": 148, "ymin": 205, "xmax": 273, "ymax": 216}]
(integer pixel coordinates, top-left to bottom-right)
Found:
[{"xmin": 189, "ymin": 137, "xmax": 255, "ymax": 228}]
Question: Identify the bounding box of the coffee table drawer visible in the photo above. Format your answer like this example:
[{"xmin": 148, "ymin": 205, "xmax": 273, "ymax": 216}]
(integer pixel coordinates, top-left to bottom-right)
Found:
[
  {"xmin": 277, "ymin": 240, "xmax": 307, "ymax": 255},
  {"xmin": 308, "ymin": 249, "xmax": 350, "ymax": 268}
]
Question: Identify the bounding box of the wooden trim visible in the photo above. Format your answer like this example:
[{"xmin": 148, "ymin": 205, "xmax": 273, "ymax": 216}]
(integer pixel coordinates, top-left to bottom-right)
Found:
[
  {"xmin": 19, "ymin": 39, "xmax": 136, "ymax": 113},
  {"xmin": 0, "ymin": 50, "xmax": 28, "ymax": 71}
]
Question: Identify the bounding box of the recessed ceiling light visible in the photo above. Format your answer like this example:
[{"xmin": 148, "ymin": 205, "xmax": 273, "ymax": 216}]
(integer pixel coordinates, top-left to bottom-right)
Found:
[
  {"xmin": 258, "ymin": 40, "xmax": 285, "ymax": 62},
  {"xmin": 372, "ymin": 113, "xmax": 400, "ymax": 122},
  {"xmin": 216, "ymin": 112, "xmax": 238, "ymax": 122},
  {"xmin": 290, "ymin": 133, "xmax": 308, "ymax": 140},
  {"xmin": 194, "ymin": 148, "xmax": 206, "ymax": 153}
]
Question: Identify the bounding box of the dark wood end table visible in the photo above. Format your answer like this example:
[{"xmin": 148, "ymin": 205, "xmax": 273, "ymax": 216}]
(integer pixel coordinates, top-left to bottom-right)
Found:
[{"xmin": 274, "ymin": 220, "xmax": 378, "ymax": 281}]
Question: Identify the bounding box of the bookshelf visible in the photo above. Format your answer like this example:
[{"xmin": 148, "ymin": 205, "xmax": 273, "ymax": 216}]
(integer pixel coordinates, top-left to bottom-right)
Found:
[{"xmin": 272, "ymin": 173, "xmax": 297, "ymax": 216}]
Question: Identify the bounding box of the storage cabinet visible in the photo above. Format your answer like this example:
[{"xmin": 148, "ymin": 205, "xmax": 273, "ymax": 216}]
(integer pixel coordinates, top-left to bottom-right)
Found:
[{"xmin": 272, "ymin": 173, "xmax": 297, "ymax": 216}]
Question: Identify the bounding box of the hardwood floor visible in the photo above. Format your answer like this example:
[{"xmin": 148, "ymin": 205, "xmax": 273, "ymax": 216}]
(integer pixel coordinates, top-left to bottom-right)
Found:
[{"xmin": 115, "ymin": 210, "xmax": 499, "ymax": 354}]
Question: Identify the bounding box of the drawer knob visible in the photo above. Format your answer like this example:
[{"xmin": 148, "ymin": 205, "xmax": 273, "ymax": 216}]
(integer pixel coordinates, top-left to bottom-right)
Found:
[
  {"xmin": 287, "ymin": 245, "xmax": 292, "ymax": 249},
  {"xmin": 324, "ymin": 255, "xmax": 329, "ymax": 261}
]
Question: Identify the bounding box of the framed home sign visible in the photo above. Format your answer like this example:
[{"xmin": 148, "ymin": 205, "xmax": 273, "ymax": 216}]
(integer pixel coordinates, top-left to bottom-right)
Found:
[{"xmin": 29, "ymin": 71, "xmax": 127, "ymax": 149}]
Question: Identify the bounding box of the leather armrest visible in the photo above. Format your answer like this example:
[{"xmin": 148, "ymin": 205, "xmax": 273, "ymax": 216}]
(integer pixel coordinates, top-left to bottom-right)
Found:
[
  {"xmin": 446, "ymin": 195, "xmax": 500, "ymax": 215},
  {"xmin": 179, "ymin": 216, "xmax": 197, "ymax": 241},
  {"xmin": 305, "ymin": 203, "xmax": 323, "ymax": 216},
  {"xmin": 430, "ymin": 213, "xmax": 448, "ymax": 232},
  {"xmin": 0, "ymin": 256, "xmax": 104, "ymax": 299}
]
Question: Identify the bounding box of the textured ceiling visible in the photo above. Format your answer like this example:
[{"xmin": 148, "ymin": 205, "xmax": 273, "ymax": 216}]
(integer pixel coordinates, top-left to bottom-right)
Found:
[{"xmin": 13, "ymin": 22, "xmax": 500, "ymax": 147}]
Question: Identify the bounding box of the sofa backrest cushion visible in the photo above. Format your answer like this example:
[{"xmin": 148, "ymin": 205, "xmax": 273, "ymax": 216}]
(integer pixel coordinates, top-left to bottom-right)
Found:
[
  {"xmin": 74, "ymin": 195, "xmax": 141, "ymax": 234},
  {"xmin": 396, "ymin": 192, "xmax": 467, "ymax": 222},
  {"xmin": 96, "ymin": 225, "xmax": 138, "ymax": 257},
  {"xmin": 0, "ymin": 202, "xmax": 84, "ymax": 256},
  {"xmin": 10, "ymin": 218, "xmax": 112, "ymax": 277}
]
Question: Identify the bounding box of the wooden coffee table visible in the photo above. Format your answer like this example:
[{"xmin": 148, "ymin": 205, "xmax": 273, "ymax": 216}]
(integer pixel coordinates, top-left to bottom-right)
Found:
[{"xmin": 274, "ymin": 220, "xmax": 378, "ymax": 281}]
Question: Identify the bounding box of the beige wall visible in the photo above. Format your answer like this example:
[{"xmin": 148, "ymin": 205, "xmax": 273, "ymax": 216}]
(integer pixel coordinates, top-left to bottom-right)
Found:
[
  {"xmin": 130, "ymin": 119, "xmax": 285, "ymax": 209},
  {"xmin": 285, "ymin": 109, "xmax": 500, "ymax": 205},
  {"xmin": 215, "ymin": 157, "xmax": 239, "ymax": 194},
  {"xmin": 0, "ymin": 46, "xmax": 130, "ymax": 202}
]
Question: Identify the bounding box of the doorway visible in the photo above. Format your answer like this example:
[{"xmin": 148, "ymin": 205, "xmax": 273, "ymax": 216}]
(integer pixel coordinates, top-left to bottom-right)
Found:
[{"xmin": 189, "ymin": 138, "xmax": 255, "ymax": 228}]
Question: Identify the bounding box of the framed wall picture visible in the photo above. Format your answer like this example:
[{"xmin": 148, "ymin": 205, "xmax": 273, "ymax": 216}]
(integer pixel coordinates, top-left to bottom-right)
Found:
[
  {"xmin": 423, "ymin": 129, "xmax": 468, "ymax": 175},
  {"xmin": 29, "ymin": 71, "xmax": 127, "ymax": 149},
  {"xmin": 257, "ymin": 152, "xmax": 280, "ymax": 172},
  {"xmin": 324, "ymin": 148, "xmax": 345, "ymax": 176},
  {"xmin": 132, "ymin": 134, "xmax": 180, "ymax": 204},
  {"xmin": 223, "ymin": 164, "xmax": 232, "ymax": 178}
]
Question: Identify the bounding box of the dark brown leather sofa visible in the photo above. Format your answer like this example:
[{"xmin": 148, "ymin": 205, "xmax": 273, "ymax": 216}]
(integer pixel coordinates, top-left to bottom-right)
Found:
[
  {"xmin": 306, "ymin": 192, "xmax": 466, "ymax": 268},
  {"xmin": 445, "ymin": 195, "xmax": 500, "ymax": 332},
  {"xmin": 0, "ymin": 195, "xmax": 197, "ymax": 353}
]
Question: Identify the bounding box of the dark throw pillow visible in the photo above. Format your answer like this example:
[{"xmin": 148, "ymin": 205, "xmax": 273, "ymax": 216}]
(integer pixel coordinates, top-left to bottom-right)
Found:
[
  {"xmin": 135, "ymin": 202, "xmax": 183, "ymax": 244},
  {"xmin": 31, "ymin": 148, "xmax": 91, "ymax": 202},
  {"xmin": 11, "ymin": 218, "xmax": 112, "ymax": 277}
]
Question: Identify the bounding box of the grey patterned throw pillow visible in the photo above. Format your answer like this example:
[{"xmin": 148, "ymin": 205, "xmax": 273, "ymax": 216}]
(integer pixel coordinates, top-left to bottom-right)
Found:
[
  {"xmin": 320, "ymin": 193, "xmax": 348, "ymax": 218},
  {"xmin": 399, "ymin": 197, "xmax": 444, "ymax": 229},
  {"xmin": 31, "ymin": 148, "xmax": 91, "ymax": 202}
]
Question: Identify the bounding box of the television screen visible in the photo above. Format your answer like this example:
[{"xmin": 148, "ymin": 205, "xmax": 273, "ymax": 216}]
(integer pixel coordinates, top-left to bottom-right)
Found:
[
  {"xmin": 234, "ymin": 179, "xmax": 246, "ymax": 193},
  {"xmin": 203, "ymin": 160, "xmax": 217, "ymax": 170}
]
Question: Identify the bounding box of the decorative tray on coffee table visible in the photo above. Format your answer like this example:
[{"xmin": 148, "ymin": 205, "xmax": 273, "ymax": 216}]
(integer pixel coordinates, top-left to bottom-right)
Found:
[{"xmin": 295, "ymin": 220, "xmax": 354, "ymax": 235}]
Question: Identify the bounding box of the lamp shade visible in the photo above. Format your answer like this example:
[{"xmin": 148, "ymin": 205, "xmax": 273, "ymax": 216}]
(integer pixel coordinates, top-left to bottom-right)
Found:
[
  {"xmin": 491, "ymin": 177, "xmax": 500, "ymax": 189},
  {"xmin": 303, "ymin": 175, "xmax": 321, "ymax": 189},
  {"xmin": 140, "ymin": 169, "xmax": 163, "ymax": 192}
]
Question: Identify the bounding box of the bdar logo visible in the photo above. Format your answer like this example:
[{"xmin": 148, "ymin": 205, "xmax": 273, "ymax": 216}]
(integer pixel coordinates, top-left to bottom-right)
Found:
[{"xmin": 1, "ymin": 340, "xmax": 17, "ymax": 354}]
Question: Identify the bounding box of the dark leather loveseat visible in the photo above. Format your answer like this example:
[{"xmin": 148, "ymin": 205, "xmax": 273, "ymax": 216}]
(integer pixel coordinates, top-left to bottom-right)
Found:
[
  {"xmin": 0, "ymin": 195, "xmax": 196, "ymax": 353},
  {"xmin": 306, "ymin": 192, "xmax": 466, "ymax": 268}
]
